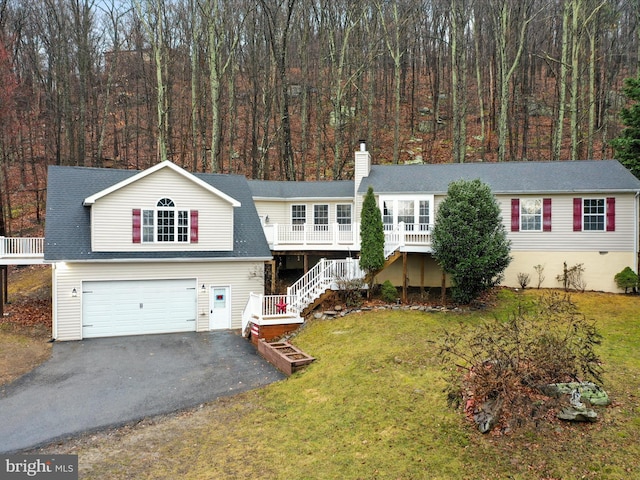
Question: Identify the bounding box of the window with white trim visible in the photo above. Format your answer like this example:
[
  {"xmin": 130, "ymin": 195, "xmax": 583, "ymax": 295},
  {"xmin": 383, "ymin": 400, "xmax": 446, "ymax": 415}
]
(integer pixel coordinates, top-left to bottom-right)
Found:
[
  {"xmin": 583, "ymin": 198, "xmax": 605, "ymax": 231},
  {"xmin": 142, "ymin": 198, "xmax": 189, "ymax": 243},
  {"xmin": 314, "ymin": 204, "xmax": 329, "ymax": 231},
  {"xmin": 418, "ymin": 200, "xmax": 430, "ymax": 231},
  {"xmin": 291, "ymin": 204, "xmax": 306, "ymax": 231},
  {"xmin": 142, "ymin": 210, "xmax": 154, "ymax": 242},
  {"xmin": 336, "ymin": 204, "xmax": 352, "ymax": 228},
  {"xmin": 379, "ymin": 196, "xmax": 434, "ymax": 232},
  {"xmin": 520, "ymin": 198, "xmax": 542, "ymax": 231},
  {"xmin": 383, "ymin": 200, "xmax": 394, "ymax": 230},
  {"xmin": 398, "ymin": 200, "xmax": 414, "ymax": 230}
]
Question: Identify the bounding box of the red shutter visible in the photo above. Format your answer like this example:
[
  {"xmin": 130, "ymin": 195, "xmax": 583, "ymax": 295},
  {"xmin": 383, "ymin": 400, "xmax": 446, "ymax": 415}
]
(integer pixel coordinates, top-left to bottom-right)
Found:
[
  {"xmin": 132, "ymin": 209, "xmax": 141, "ymax": 243},
  {"xmin": 573, "ymin": 198, "xmax": 582, "ymax": 231},
  {"xmin": 511, "ymin": 199, "xmax": 520, "ymax": 232},
  {"xmin": 606, "ymin": 197, "xmax": 615, "ymax": 232},
  {"xmin": 543, "ymin": 198, "xmax": 552, "ymax": 232},
  {"xmin": 190, "ymin": 210, "xmax": 199, "ymax": 243}
]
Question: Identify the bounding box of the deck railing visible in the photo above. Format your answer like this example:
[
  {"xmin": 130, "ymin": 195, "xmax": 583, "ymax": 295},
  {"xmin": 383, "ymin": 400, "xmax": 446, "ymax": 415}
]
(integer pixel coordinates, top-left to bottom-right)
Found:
[
  {"xmin": 0, "ymin": 237, "xmax": 45, "ymax": 258},
  {"xmin": 263, "ymin": 222, "xmax": 432, "ymax": 253},
  {"xmin": 264, "ymin": 223, "xmax": 360, "ymax": 248},
  {"xmin": 243, "ymin": 257, "xmax": 366, "ymax": 335},
  {"xmin": 287, "ymin": 258, "xmax": 364, "ymax": 313}
]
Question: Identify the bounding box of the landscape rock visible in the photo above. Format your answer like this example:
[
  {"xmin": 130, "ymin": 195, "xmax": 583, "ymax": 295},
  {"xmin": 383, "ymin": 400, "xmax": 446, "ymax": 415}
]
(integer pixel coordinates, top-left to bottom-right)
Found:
[
  {"xmin": 557, "ymin": 405, "xmax": 598, "ymax": 422},
  {"xmin": 542, "ymin": 382, "xmax": 610, "ymax": 406},
  {"xmin": 473, "ymin": 398, "xmax": 502, "ymax": 434}
]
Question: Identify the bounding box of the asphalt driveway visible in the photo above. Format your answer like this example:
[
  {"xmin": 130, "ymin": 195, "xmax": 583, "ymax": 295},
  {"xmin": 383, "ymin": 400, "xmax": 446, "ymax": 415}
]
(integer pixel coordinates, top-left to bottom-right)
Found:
[{"xmin": 0, "ymin": 331, "xmax": 284, "ymax": 453}]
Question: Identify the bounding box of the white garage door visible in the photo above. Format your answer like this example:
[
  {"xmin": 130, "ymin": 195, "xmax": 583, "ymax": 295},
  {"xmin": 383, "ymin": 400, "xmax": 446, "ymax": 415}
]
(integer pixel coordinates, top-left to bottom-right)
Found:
[{"xmin": 82, "ymin": 279, "xmax": 197, "ymax": 338}]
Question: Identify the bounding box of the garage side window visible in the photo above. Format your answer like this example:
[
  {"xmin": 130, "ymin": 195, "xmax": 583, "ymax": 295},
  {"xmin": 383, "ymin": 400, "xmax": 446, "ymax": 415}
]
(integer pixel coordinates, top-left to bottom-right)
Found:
[{"xmin": 133, "ymin": 199, "xmax": 197, "ymax": 243}]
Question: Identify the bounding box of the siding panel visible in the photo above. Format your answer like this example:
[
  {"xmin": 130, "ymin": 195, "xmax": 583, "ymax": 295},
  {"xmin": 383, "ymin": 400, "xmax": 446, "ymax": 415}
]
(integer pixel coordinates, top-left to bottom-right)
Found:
[
  {"xmin": 91, "ymin": 168, "xmax": 235, "ymax": 252},
  {"xmin": 53, "ymin": 261, "xmax": 264, "ymax": 340},
  {"xmin": 497, "ymin": 194, "xmax": 636, "ymax": 252}
]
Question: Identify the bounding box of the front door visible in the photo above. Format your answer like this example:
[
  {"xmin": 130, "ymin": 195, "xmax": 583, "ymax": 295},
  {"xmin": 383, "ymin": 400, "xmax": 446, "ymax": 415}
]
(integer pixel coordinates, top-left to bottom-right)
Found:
[{"xmin": 209, "ymin": 286, "xmax": 231, "ymax": 330}]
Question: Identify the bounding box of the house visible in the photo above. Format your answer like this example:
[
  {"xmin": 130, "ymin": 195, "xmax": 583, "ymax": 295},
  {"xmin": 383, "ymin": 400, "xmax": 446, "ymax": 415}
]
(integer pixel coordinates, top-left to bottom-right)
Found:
[
  {"xmin": 250, "ymin": 145, "xmax": 640, "ymax": 296},
  {"xmin": 42, "ymin": 145, "xmax": 640, "ymax": 341},
  {"xmin": 44, "ymin": 161, "xmax": 271, "ymax": 341}
]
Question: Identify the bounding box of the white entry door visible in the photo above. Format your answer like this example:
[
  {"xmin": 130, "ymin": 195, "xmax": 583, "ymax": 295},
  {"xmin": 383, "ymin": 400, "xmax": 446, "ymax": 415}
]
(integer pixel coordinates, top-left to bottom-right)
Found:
[{"xmin": 209, "ymin": 286, "xmax": 231, "ymax": 330}]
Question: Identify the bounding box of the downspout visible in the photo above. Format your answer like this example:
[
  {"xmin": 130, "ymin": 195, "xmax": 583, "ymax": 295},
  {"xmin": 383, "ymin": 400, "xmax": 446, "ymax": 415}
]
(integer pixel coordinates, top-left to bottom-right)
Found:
[
  {"xmin": 633, "ymin": 191, "xmax": 640, "ymax": 273},
  {"xmin": 51, "ymin": 263, "xmax": 58, "ymax": 341}
]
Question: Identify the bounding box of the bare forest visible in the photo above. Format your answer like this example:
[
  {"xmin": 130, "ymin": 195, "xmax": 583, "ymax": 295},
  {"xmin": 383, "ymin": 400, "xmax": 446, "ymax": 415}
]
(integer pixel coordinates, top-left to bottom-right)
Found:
[{"xmin": 0, "ymin": 0, "xmax": 639, "ymax": 236}]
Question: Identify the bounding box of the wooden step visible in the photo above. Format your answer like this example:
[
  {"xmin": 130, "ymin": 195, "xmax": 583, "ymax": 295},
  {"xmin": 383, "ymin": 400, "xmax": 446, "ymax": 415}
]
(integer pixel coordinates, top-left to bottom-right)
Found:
[{"xmin": 301, "ymin": 289, "xmax": 333, "ymax": 316}]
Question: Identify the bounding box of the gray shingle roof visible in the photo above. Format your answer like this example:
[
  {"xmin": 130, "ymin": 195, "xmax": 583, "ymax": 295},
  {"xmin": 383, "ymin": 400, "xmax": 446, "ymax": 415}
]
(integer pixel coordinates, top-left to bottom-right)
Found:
[
  {"xmin": 357, "ymin": 160, "xmax": 640, "ymax": 195},
  {"xmin": 248, "ymin": 179, "xmax": 354, "ymax": 199},
  {"xmin": 44, "ymin": 165, "xmax": 271, "ymax": 261}
]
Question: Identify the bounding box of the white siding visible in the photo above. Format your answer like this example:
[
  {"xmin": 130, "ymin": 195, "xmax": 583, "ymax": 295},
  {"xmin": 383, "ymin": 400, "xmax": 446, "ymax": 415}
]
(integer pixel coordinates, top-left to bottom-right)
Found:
[
  {"xmin": 254, "ymin": 199, "xmax": 354, "ymax": 226},
  {"xmin": 53, "ymin": 260, "xmax": 264, "ymax": 341},
  {"xmin": 497, "ymin": 193, "xmax": 636, "ymax": 252},
  {"xmin": 433, "ymin": 193, "xmax": 637, "ymax": 253},
  {"xmin": 253, "ymin": 200, "xmax": 289, "ymax": 225},
  {"xmin": 91, "ymin": 168, "xmax": 235, "ymax": 252}
]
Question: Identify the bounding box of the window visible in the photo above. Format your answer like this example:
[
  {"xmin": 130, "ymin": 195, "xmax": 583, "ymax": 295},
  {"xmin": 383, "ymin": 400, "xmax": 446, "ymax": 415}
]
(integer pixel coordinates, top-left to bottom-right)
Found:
[
  {"xmin": 573, "ymin": 197, "xmax": 615, "ymax": 232},
  {"xmin": 133, "ymin": 198, "xmax": 194, "ymax": 243},
  {"xmin": 418, "ymin": 200, "xmax": 430, "ymax": 231},
  {"xmin": 379, "ymin": 196, "xmax": 434, "ymax": 232},
  {"xmin": 314, "ymin": 204, "xmax": 329, "ymax": 231},
  {"xmin": 142, "ymin": 210, "xmax": 154, "ymax": 242},
  {"xmin": 583, "ymin": 199, "xmax": 605, "ymax": 231},
  {"xmin": 398, "ymin": 200, "xmax": 414, "ymax": 230},
  {"xmin": 511, "ymin": 198, "xmax": 551, "ymax": 232},
  {"xmin": 520, "ymin": 199, "xmax": 542, "ymax": 231},
  {"xmin": 383, "ymin": 201, "xmax": 394, "ymax": 230},
  {"xmin": 337, "ymin": 204, "xmax": 352, "ymax": 228},
  {"xmin": 177, "ymin": 210, "xmax": 189, "ymax": 242},
  {"xmin": 291, "ymin": 205, "xmax": 306, "ymax": 231}
]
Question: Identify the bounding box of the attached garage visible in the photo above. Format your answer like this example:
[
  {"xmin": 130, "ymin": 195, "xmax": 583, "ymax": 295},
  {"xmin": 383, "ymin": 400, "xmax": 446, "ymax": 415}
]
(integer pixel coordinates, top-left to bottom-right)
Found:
[{"xmin": 81, "ymin": 279, "xmax": 197, "ymax": 338}]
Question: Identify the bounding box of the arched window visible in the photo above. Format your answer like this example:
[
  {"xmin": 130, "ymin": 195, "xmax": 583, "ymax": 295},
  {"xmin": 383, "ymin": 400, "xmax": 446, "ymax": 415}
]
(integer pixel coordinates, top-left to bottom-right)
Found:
[{"xmin": 134, "ymin": 198, "xmax": 196, "ymax": 243}]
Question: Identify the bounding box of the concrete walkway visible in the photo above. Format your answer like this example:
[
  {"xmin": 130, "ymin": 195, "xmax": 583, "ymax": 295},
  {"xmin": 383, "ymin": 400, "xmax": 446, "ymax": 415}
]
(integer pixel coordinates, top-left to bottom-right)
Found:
[{"xmin": 0, "ymin": 331, "xmax": 284, "ymax": 453}]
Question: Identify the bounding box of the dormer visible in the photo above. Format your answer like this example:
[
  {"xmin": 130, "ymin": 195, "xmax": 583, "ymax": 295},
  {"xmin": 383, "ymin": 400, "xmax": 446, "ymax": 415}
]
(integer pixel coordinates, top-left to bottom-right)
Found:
[{"xmin": 83, "ymin": 161, "xmax": 240, "ymax": 252}]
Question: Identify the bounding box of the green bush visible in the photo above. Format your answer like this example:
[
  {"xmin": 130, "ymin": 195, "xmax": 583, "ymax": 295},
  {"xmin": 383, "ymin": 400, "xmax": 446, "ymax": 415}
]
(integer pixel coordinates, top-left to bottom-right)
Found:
[
  {"xmin": 614, "ymin": 266, "xmax": 638, "ymax": 293},
  {"xmin": 380, "ymin": 280, "xmax": 398, "ymax": 303}
]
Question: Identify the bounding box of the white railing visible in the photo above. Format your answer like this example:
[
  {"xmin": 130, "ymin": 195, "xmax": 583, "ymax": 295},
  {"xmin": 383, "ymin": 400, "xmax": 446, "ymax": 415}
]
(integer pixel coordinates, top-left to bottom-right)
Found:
[
  {"xmin": 0, "ymin": 237, "xmax": 45, "ymax": 257},
  {"xmin": 265, "ymin": 223, "xmax": 361, "ymax": 248},
  {"xmin": 242, "ymin": 258, "xmax": 365, "ymax": 335},
  {"xmin": 287, "ymin": 258, "xmax": 364, "ymax": 313},
  {"xmin": 263, "ymin": 222, "xmax": 432, "ymax": 254},
  {"xmin": 242, "ymin": 292, "xmax": 303, "ymax": 337},
  {"xmin": 383, "ymin": 223, "xmax": 433, "ymax": 257}
]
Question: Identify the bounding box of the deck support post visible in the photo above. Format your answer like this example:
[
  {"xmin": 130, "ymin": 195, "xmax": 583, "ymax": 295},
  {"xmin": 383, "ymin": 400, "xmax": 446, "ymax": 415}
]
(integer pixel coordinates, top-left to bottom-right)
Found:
[
  {"xmin": 0, "ymin": 266, "xmax": 5, "ymax": 316},
  {"xmin": 420, "ymin": 254, "xmax": 425, "ymax": 295},
  {"xmin": 402, "ymin": 252, "xmax": 408, "ymax": 303},
  {"xmin": 269, "ymin": 260, "xmax": 276, "ymax": 294}
]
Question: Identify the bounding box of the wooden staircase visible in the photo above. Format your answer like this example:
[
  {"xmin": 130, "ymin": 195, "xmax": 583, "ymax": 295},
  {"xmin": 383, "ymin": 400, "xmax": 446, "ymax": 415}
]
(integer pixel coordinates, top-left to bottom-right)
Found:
[{"xmin": 242, "ymin": 246, "xmax": 403, "ymax": 338}]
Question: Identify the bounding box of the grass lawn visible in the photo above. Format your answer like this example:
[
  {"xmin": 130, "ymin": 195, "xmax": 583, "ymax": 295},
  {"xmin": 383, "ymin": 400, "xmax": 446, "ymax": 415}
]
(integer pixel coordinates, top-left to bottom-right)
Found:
[{"xmin": 47, "ymin": 289, "xmax": 640, "ymax": 479}]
